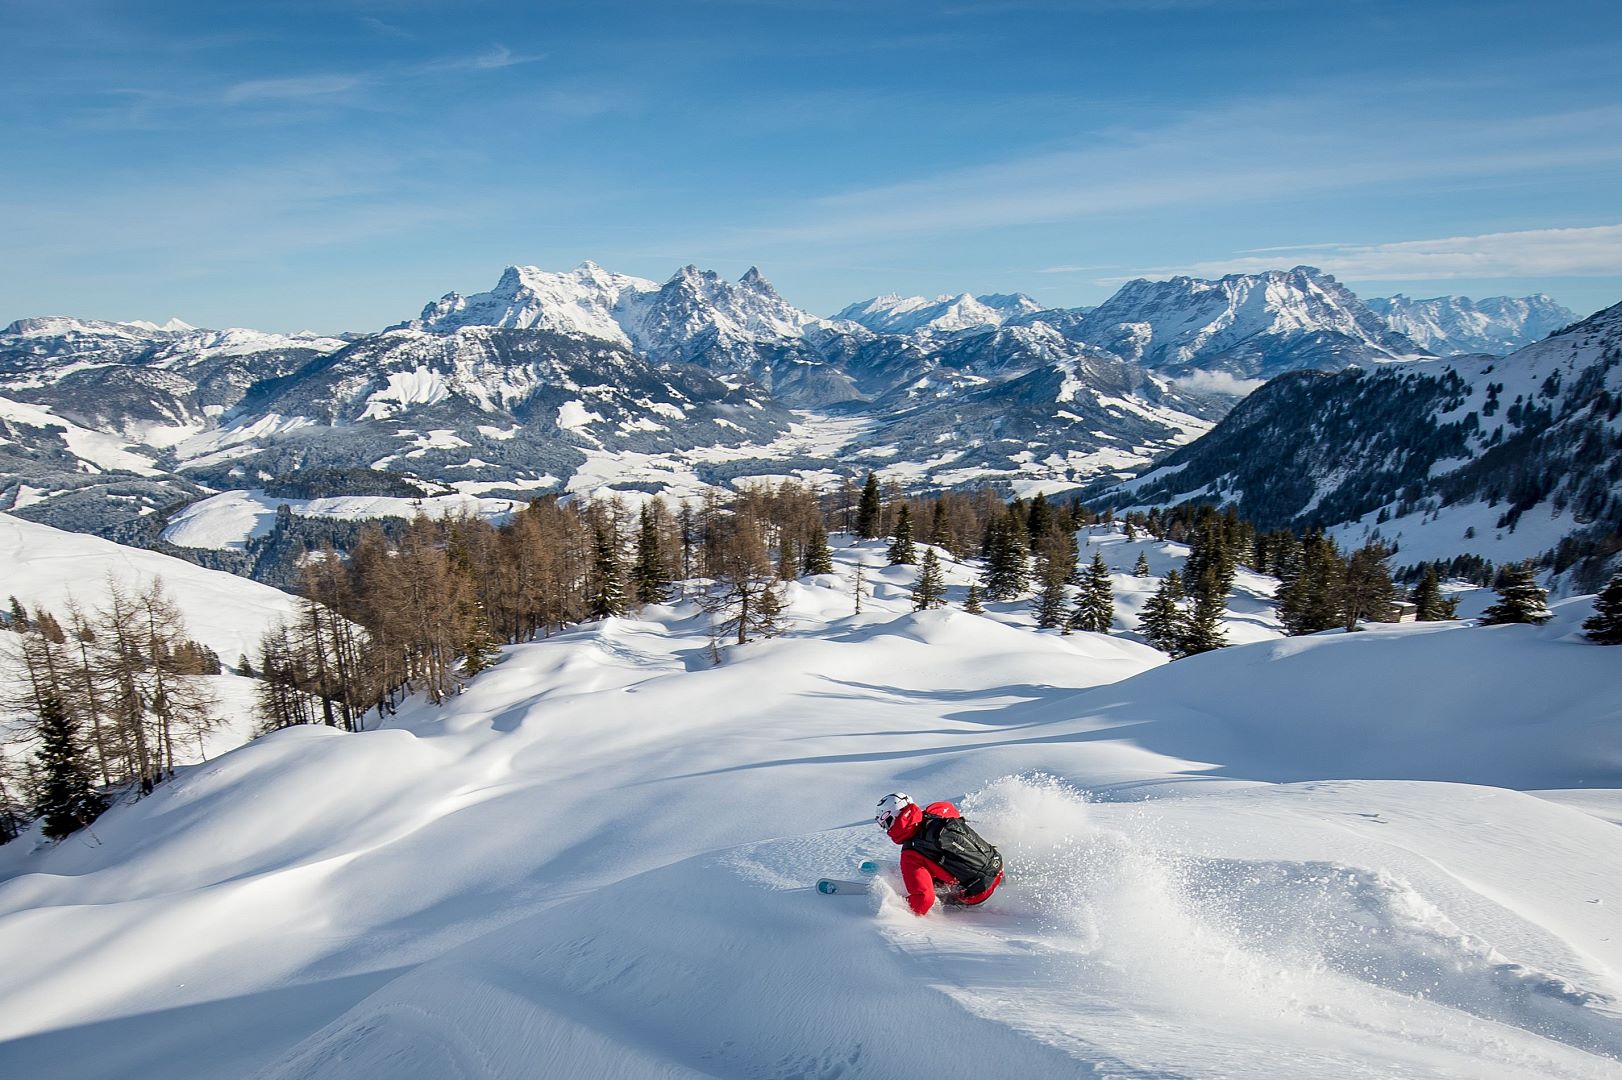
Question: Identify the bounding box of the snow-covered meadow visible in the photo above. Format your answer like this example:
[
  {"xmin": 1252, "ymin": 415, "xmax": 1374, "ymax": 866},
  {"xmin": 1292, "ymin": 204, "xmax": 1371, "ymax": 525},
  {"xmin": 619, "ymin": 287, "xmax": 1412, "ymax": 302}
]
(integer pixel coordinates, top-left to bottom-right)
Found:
[{"xmin": 0, "ymin": 532, "xmax": 1619, "ymax": 1079}]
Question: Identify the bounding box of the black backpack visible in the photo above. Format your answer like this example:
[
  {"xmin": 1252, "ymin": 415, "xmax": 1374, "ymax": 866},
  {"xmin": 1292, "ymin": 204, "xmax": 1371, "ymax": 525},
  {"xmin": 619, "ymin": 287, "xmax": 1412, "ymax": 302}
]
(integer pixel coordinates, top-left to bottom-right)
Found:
[{"xmin": 905, "ymin": 813, "xmax": 1003, "ymax": 894}]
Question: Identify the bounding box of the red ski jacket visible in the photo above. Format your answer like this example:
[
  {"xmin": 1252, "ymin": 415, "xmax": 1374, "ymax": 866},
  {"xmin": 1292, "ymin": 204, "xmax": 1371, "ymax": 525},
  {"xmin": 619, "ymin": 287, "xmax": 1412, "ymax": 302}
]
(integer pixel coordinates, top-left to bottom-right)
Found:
[{"xmin": 885, "ymin": 800, "xmax": 1003, "ymax": 916}]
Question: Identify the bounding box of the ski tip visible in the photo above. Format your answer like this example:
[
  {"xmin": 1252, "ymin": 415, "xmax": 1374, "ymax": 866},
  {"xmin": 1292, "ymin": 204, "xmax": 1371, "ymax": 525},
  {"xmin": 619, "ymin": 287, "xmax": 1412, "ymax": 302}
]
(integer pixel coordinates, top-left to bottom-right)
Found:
[{"xmin": 858, "ymin": 859, "xmax": 879, "ymax": 875}]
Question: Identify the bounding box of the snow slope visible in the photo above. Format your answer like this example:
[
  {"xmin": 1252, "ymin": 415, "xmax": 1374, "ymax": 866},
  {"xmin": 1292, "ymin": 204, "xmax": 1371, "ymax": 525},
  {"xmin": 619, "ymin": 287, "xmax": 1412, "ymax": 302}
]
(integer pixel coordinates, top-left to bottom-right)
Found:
[
  {"xmin": 0, "ymin": 541, "xmax": 1618, "ymax": 1079},
  {"xmin": 835, "ymin": 292, "xmax": 1044, "ymax": 335},
  {"xmin": 161, "ymin": 490, "xmax": 527, "ymax": 551},
  {"xmin": 0, "ymin": 513, "xmax": 300, "ymax": 661}
]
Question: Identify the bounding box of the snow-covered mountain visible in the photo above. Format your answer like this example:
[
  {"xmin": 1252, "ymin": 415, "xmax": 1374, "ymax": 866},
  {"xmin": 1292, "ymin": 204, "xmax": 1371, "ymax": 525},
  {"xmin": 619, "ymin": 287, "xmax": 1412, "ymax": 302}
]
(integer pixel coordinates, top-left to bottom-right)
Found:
[
  {"xmin": 1099, "ymin": 300, "xmax": 1622, "ymax": 589},
  {"xmin": 0, "ymin": 264, "xmax": 1602, "ymax": 569},
  {"xmin": 410, "ymin": 263, "xmax": 856, "ymax": 404},
  {"xmin": 1076, "ymin": 266, "xmax": 1428, "ymax": 379},
  {"xmin": 3, "ymin": 529, "xmax": 1619, "ymax": 1079},
  {"xmin": 835, "ymin": 291, "xmax": 1047, "ymax": 335},
  {"xmin": 1366, "ymin": 293, "xmax": 1577, "ymax": 356}
]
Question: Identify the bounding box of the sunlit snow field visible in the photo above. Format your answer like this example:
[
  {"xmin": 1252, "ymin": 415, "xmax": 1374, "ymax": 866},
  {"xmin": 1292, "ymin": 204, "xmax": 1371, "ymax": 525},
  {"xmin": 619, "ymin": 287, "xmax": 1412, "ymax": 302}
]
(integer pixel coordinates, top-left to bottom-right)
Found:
[{"xmin": 0, "ymin": 526, "xmax": 1619, "ymax": 1079}]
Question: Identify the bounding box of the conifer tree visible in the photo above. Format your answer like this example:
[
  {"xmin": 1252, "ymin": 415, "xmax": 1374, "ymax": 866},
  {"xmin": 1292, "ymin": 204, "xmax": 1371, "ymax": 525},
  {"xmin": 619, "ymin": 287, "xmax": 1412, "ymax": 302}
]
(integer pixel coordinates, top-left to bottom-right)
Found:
[
  {"xmin": 1341, "ymin": 542, "xmax": 1397, "ymax": 631},
  {"xmin": 912, "ymin": 547, "xmax": 947, "ymax": 611},
  {"xmin": 1031, "ymin": 549, "xmax": 1069, "ymax": 630},
  {"xmin": 588, "ymin": 524, "xmax": 627, "ymax": 620},
  {"xmin": 1180, "ymin": 589, "xmax": 1229, "ymax": 656},
  {"xmin": 35, "ymin": 695, "xmax": 106, "ymax": 841},
  {"xmin": 1139, "ymin": 570, "xmax": 1191, "ymax": 656},
  {"xmin": 1277, "ymin": 534, "xmax": 1346, "ymax": 635},
  {"xmin": 980, "ymin": 511, "xmax": 1029, "ymax": 600},
  {"xmin": 1479, "ymin": 561, "xmax": 1553, "ymax": 625},
  {"xmin": 856, "ymin": 472, "xmax": 883, "ymax": 539},
  {"xmin": 460, "ymin": 604, "xmax": 501, "ymax": 676},
  {"xmin": 1071, "ymin": 552, "xmax": 1114, "ymax": 633},
  {"xmin": 1410, "ymin": 565, "xmax": 1458, "ymax": 621},
  {"xmin": 802, "ymin": 523, "xmax": 835, "ymax": 576},
  {"xmin": 1026, "ymin": 493, "xmax": 1053, "ymax": 541},
  {"xmin": 776, "ymin": 536, "xmax": 799, "ymax": 582},
  {"xmin": 962, "ymin": 583, "xmax": 984, "ymax": 615},
  {"xmin": 1582, "ymin": 573, "xmax": 1622, "ymax": 644},
  {"xmin": 754, "ymin": 583, "xmax": 785, "ymax": 639},
  {"xmin": 887, "ymin": 505, "xmax": 917, "ymax": 565},
  {"xmin": 1134, "ymin": 552, "xmax": 1150, "ymax": 578},
  {"xmin": 929, "ymin": 500, "xmax": 951, "ymax": 549},
  {"xmin": 633, "ymin": 502, "xmax": 668, "ymax": 605}
]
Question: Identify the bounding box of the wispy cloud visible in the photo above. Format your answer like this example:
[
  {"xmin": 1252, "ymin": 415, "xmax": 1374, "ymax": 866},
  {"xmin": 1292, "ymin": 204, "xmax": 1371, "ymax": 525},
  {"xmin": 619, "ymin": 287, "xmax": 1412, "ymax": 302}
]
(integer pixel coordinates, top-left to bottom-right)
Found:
[
  {"xmin": 732, "ymin": 97, "xmax": 1622, "ymax": 248},
  {"xmin": 360, "ymin": 15, "xmax": 415, "ymax": 41},
  {"xmin": 418, "ymin": 44, "xmax": 546, "ymax": 73},
  {"xmin": 1116, "ymin": 224, "xmax": 1622, "ymax": 283},
  {"xmin": 223, "ymin": 74, "xmax": 364, "ymax": 104}
]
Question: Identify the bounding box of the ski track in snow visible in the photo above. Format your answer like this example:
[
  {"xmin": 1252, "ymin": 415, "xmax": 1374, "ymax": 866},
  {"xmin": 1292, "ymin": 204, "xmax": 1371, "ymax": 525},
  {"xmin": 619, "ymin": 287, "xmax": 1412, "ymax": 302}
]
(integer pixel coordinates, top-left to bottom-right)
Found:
[{"xmin": 0, "ymin": 536, "xmax": 1619, "ymax": 1079}]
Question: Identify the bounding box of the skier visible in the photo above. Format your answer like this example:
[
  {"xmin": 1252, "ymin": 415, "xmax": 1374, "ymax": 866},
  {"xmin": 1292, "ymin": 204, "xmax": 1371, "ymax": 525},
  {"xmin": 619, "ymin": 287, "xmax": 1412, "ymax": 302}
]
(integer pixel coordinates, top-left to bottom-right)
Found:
[{"xmin": 875, "ymin": 792, "xmax": 1003, "ymax": 915}]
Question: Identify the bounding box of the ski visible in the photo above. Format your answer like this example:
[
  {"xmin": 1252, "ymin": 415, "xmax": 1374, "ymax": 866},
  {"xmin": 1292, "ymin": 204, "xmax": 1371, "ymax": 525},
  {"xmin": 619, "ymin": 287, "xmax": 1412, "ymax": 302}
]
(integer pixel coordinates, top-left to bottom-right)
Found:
[{"xmin": 816, "ymin": 878, "xmax": 870, "ymax": 895}]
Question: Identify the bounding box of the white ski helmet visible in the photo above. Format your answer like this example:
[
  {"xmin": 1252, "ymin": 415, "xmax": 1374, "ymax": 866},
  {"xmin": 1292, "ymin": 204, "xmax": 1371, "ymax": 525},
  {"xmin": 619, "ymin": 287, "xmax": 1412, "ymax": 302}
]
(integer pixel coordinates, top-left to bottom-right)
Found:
[{"xmin": 875, "ymin": 792, "xmax": 914, "ymax": 832}]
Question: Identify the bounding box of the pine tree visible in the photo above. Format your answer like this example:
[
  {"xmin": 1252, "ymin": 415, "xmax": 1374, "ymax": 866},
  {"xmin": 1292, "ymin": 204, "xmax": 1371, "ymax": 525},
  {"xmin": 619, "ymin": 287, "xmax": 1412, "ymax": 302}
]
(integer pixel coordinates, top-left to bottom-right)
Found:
[
  {"xmin": 887, "ymin": 505, "xmax": 917, "ymax": 565},
  {"xmin": 912, "ymin": 547, "xmax": 947, "ymax": 611},
  {"xmin": 1479, "ymin": 562, "xmax": 1553, "ymax": 626},
  {"xmin": 929, "ymin": 500, "xmax": 951, "ymax": 549},
  {"xmin": 754, "ymin": 584, "xmax": 785, "ymax": 638},
  {"xmin": 1277, "ymin": 534, "xmax": 1346, "ymax": 635},
  {"xmin": 1134, "ymin": 552, "xmax": 1150, "ymax": 578},
  {"xmin": 633, "ymin": 503, "xmax": 668, "ymax": 605},
  {"xmin": 980, "ymin": 511, "xmax": 1029, "ymax": 600},
  {"xmin": 236, "ymin": 653, "xmax": 254, "ymax": 677},
  {"xmin": 589, "ymin": 524, "xmax": 627, "ymax": 620},
  {"xmin": 1410, "ymin": 565, "xmax": 1458, "ymax": 621},
  {"xmin": 35, "ymin": 695, "xmax": 106, "ymax": 841},
  {"xmin": 460, "ymin": 607, "xmax": 501, "ymax": 676},
  {"xmin": 1582, "ymin": 573, "xmax": 1622, "ymax": 644},
  {"xmin": 1340, "ymin": 542, "xmax": 1397, "ymax": 631},
  {"xmin": 1070, "ymin": 552, "xmax": 1114, "ymax": 633},
  {"xmin": 1026, "ymin": 493, "xmax": 1053, "ymax": 541},
  {"xmin": 1180, "ymin": 589, "xmax": 1229, "ymax": 656},
  {"xmin": 962, "ymin": 583, "xmax": 984, "ymax": 615},
  {"xmin": 856, "ymin": 472, "xmax": 883, "ymax": 540},
  {"xmin": 802, "ymin": 523, "xmax": 834, "ymax": 576},
  {"xmin": 1031, "ymin": 551, "xmax": 1069, "ymax": 629},
  {"xmin": 1139, "ymin": 570, "xmax": 1191, "ymax": 656}
]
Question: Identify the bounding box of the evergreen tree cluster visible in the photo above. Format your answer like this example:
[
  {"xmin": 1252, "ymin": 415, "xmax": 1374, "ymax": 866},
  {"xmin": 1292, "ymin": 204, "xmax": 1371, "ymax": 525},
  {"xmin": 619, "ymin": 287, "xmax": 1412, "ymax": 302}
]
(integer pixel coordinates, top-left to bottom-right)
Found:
[{"xmin": 1275, "ymin": 535, "xmax": 1401, "ymax": 634}]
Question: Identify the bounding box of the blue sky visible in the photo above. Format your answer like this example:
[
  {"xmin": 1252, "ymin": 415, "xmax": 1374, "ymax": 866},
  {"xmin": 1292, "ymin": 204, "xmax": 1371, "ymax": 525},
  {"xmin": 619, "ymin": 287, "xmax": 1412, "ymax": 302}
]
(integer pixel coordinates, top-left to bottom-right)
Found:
[{"xmin": 4, "ymin": 0, "xmax": 1621, "ymax": 332}]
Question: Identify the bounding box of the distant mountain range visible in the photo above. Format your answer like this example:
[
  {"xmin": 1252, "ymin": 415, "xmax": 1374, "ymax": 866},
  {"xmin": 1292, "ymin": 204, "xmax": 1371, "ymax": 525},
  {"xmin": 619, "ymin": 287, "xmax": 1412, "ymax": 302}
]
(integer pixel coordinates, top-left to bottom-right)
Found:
[
  {"xmin": 0, "ymin": 261, "xmax": 1587, "ymax": 572},
  {"xmin": 1092, "ymin": 301, "xmax": 1621, "ymax": 590},
  {"xmin": 1364, "ymin": 293, "xmax": 1575, "ymax": 356}
]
